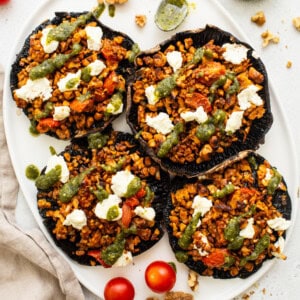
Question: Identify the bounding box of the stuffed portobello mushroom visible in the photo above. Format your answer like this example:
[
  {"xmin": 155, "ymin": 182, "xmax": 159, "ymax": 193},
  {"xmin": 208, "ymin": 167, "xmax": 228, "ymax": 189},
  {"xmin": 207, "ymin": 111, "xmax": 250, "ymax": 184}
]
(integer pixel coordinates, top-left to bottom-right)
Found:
[
  {"xmin": 164, "ymin": 151, "xmax": 291, "ymax": 279},
  {"xmin": 36, "ymin": 127, "xmax": 170, "ymax": 266},
  {"xmin": 10, "ymin": 6, "xmax": 137, "ymax": 139},
  {"xmin": 126, "ymin": 25, "xmax": 273, "ymax": 177}
]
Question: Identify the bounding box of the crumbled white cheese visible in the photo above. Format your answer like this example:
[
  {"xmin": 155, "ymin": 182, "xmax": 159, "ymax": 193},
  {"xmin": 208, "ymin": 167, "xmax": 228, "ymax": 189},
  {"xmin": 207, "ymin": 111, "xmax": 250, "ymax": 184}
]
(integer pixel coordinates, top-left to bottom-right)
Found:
[
  {"xmin": 63, "ymin": 209, "xmax": 87, "ymax": 230},
  {"xmin": 94, "ymin": 194, "xmax": 122, "ymax": 221},
  {"xmin": 225, "ymin": 111, "xmax": 244, "ymax": 134},
  {"xmin": 272, "ymin": 236, "xmax": 285, "ymax": 258},
  {"xmin": 40, "ymin": 27, "xmax": 59, "ymax": 54},
  {"xmin": 15, "ymin": 78, "xmax": 53, "ymax": 102},
  {"xmin": 45, "ymin": 154, "xmax": 70, "ymax": 183},
  {"xmin": 166, "ymin": 50, "xmax": 183, "ymax": 73},
  {"xmin": 222, "ymin": 43, "xmax": 249, "ymax": 64},
  {"xmin": 112, "ymin": 251, "xmax": 133, "ymax": 267},
  {"xmin": 238, "ymin": 85, "xmax": 263, "ymax": 110},
  {"xmin": 265, "ymin": 168, "xmax": 273, "ymax": 181},
  {"xmin": 193, "ymin": 233, "xmax": 209, "ymax": 256},
  {"xmin": 111, "ymin": 170, "xmax": 135, "ymax": 197},
  {"xmin": 134, "ymin": 206, "xmax": 156, "ymax": 221},
  {"xmin": 145, "ymin": 85, "xmax": 158, "ymax": 105},
  {"xmin": 145, "ymin": 112, "xmax": 174, "ymax": 135},
  {"xmin": 106, "ymin": 99, "xmax": 123, "ymax": 115},
  {"xmin": 180, "ymin": 106, "xmax": 208, "ymax": 124},
  {"xmin": 239, "ymin": 217, "xmax": 255, "ymax": 239},
  {"xmin": 192, "ymin": 195, "xmax": 212, "ymax": 217},
  {"xmin": 53, "ymin": 105, "xmax": 71, "ymax": 121},
  {"xmin": 57, "ymin": 70, "xmax": 81, "ymax": 92},
  {"xmin": 88, "ymin": 60, "xmax": 106, "ymax": 76},
  {"xmin": 267, "ymin": 217, "xmax": 291, "ymax": 231},
  {"xmin": 85, "ymin": 26, "xmax": 103, "ymax": 51}
]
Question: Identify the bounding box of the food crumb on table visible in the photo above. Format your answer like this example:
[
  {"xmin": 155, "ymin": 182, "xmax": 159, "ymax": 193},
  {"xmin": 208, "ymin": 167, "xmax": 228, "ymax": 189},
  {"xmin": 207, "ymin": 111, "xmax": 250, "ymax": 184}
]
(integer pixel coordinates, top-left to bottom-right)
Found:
[
  {"xmin": 261, "ymin": 30, "xmax": 280, "ymax": 47},
  {"xmin": 135, "ymin": 14, "xmax": 147, "ymax": 27},
  {"xmin": 251, "ymin": 11, "xmax": 266, "ymax": 26},
  {"xmin": 187, "ymin": 270, "xmax": 199, "ymax": 292},
  {"xmin": 98, "ymin": 0, "xmax": 128, "ymax": 4},
  {"xmin": 286, "ymin": 60, "xmax": 292, "ymax": 68},
  {"xmin": 164, "ymin": 291, "xmax": 194, "ymax": 300},
  {"xmin": 292, "ymin": 17, "xmax": 300, "ymax": 31}
]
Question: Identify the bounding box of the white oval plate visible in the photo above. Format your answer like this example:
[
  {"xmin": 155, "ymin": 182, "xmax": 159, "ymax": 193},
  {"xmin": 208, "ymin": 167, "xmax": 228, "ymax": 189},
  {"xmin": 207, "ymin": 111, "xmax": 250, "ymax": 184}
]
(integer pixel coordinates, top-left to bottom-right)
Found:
[{"xmin": 3, "ymin": 0, "xmax": 299, "ymax": 299}]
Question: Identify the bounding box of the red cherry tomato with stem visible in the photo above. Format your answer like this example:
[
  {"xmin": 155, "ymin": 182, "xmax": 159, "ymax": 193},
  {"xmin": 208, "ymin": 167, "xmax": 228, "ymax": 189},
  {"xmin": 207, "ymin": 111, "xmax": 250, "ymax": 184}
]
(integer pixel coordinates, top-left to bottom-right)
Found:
[
  {"xmin": 0, "ymin": 0, "xmax": 10, "ymax": 5},
  {"xmin": 145, "ymin": 260, "xmax": 176, "ymax": 293},
  {"xmin": 104, "ymin": 277, "xmax": 135, "ymax": 300}
]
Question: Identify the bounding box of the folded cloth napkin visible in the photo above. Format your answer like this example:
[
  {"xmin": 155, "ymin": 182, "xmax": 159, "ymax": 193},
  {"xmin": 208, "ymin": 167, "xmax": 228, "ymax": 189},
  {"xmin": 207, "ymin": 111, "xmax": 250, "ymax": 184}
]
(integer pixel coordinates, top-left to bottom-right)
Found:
[{"xmin": 0, "ymin": 71, "xmax": 86, "ymax": 300}]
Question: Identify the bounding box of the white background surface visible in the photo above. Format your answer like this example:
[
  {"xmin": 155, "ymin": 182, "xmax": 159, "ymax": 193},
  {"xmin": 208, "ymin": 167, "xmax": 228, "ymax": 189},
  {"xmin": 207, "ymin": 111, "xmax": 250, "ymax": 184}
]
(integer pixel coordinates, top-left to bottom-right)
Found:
[{"xmin": 1, "ymin": 0, "xmax": 300, "ymax": 299}]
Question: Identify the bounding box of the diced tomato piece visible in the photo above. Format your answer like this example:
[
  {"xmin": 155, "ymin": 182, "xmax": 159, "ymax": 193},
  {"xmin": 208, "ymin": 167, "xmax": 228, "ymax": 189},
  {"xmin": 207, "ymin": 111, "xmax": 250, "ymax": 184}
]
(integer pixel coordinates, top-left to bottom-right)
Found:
[
  {"xmin": 36, "ymin": 118, "xmax": 60, "ymax": 133},
  {"xmin": 125, "ymin": 197, "xmax": 140, "ymax": 208},
  {"xmin": 122, "ymin": 203, "xmax": 133, "ymax": 228},
  {"xmin": 87, "ymin": 250, "xmax": 111, "ymax": 268},
  {"xmin": 135, "ymin": 187, "xmax": 147, "ymax": 199},
  {"xmin": 70, "ymin": 98, "xmax": 94, "ymax": 113},
  {"xmin": 201, "ymin": 249, "xmax": 228, "ymax": 268},
  {"xmin": 103, "ymin": 71, "xmax": 119, "ymax": 95},
  {"xmin": 197, "ymin": 61, "xmax": 226, "ymax": 86},
  {"xmin": 185, "ymin": 92, "xmax": 212, "ymax": 112}
]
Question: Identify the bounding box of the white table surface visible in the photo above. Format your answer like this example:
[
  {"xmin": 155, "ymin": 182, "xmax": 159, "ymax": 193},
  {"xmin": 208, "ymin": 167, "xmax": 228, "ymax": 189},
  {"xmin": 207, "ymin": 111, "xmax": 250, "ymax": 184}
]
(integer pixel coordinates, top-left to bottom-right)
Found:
[{"xmin": 1, "ymin": 0, "xmax": 300, "ymax": 299}]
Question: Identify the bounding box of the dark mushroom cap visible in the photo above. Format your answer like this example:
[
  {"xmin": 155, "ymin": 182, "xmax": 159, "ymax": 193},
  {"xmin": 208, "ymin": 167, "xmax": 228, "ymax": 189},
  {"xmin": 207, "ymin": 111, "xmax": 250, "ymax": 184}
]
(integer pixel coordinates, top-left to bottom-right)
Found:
[
  {"xmin": 37, "ymin": 127, "xmax": 170, "ymax": 266},
  {"xmin": 10, "ymin": 11, "xmax": 135, "ymax": 139},
  {"xmin": 163, "ymin": 151, "xmax": 292, "ymax": 278},
  {"xmin": 126, "ymin": 25, "xmax": 273, "ymax": 177}
]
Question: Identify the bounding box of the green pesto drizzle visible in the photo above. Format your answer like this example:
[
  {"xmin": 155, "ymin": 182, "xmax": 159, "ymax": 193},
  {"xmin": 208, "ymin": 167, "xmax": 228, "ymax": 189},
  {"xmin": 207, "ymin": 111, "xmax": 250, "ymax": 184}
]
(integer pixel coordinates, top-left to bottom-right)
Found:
[
  {"xmin": 90, "ymin": 184, "xmax": 109, "ymax": 202},
  {"xmin": 35, "ymin": 165, "xmax": 62, "ymax": 190},
  {"xmin": 25, "ymin": 164, "xmax": 40, "ymax": 180},
  {"xmin": 267, "ymin": 168, "xmax": 282, "ymax": 195},
  {"xmin": 108, "ymin": 5, "xmax": 115, "ymax": 17},
  {"xmin": 59, "ymin": 167, "xmax": 94, "ymax": 202},
  {"xmin": 101, "ymin": 156, "xmax": 126, "ymax": 173},
  {"xmin": 46, "ymin": 4, "xmax": 105, "ymax": 43},
  {"xmin": 35, "ymin": 102, "xmax": 54, "ymax": 120},
  {"xmin": 239, "ymin": 234, "xmax": 270, "ymax": 266},
  {"xmin": 157, "ymin": 122, "xmax": 184, "ymax": 158},
  {"xmin": 153, "ymin": 47, "xmax": 212, "ymax": 100},
  {"xmin": 87, "ymin": 132, "xmax": 109, "ymax": 149},
  {"xmin": 178, "ymin": 212, "xmax": 201, "ymax": 250},
  {"xmin": 101, "ymin": 226, "xmax": 137, "ymax": 266},
  {"xmin": 29, "ymin": 43, "xmax": 82, "ymax": 80}
]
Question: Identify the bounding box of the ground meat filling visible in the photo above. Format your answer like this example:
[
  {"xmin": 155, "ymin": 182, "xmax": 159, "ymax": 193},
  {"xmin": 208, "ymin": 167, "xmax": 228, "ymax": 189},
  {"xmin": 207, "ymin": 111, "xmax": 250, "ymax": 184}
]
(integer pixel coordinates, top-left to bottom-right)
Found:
[
  {"xmin": 11, "ymin": 13, "xmax": 134, "ymax": 139},
  {"xmin": 167, "ymin": 154, "xmax": 291, "ymax": 278},
  {"xmin": 130, "ymin": 37, "xmax": 267, "ymax": 166},
  {"xmin": 37, "ymin": 131, "xmax": 168, "ymax": 266}
]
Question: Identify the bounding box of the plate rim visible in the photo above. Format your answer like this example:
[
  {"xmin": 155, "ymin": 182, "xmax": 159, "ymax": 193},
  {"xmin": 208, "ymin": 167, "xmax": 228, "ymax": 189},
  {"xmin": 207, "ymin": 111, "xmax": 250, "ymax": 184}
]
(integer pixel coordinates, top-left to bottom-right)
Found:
[{"xmin": 2, "ymin": 0, "xmax": 299, "ymax": 299}]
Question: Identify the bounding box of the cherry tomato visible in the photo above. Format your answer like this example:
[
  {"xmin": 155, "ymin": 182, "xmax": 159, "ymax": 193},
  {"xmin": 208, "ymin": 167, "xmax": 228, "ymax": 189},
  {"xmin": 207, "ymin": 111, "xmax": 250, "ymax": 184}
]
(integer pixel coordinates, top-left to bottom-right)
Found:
[
  {"xmin": 0, "ymin": 0, "xmax": 10, "ymax": 5},
  {"xmin": 145, "ymin": 260, "xmax": 176, "ymax": 293},
  {"xmin": 104, "ymin": 277, "xmax": 135, "ymax": 300}
]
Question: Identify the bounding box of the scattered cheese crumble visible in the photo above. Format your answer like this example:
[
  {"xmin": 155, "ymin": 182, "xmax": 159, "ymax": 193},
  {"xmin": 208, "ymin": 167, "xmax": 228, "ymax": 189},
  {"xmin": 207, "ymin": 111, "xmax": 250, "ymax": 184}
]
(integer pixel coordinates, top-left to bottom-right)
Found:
[
  {"xmin": 166, "ymin": 51, "xmax": 183, "ymax": 73},
  {"xmin": 146, "ymin": 112, "xmax": 174, "ymax": 135},
  {"xmin": 41, "ymin": 27, "xmax": 59, "ymax": 53},
  {"xmin": 63, "ymin": 209, "xmax": 87, "ymax": 230},
  {"xmin": 85, "ymin": 26, "xmax": 103, "ymax": 51},
  {"xmin": 53, "ymin": 106, "xmax": 71, "ymax": 121},
  {"xmin": 222, "ymin": 43, "xmax": 249, "ymax": 64},
  {"xmin": 225, "ymin": 111, "xmax": 244, "ymax": 134},
  {"xmin": 15, "ymin": 78, "xmax": 53, "ymax": 102}
]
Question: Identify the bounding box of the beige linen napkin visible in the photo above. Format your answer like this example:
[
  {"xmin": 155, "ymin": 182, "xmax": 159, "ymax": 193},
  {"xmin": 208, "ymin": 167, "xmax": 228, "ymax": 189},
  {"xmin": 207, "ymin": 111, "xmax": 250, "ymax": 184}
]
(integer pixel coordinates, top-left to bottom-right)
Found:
[{"xmin": 0, "ymin": 71, "xmax": 85, "ymax": 300}]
